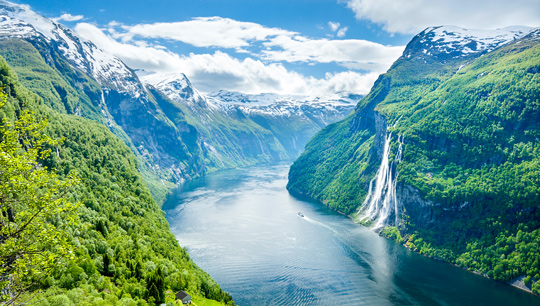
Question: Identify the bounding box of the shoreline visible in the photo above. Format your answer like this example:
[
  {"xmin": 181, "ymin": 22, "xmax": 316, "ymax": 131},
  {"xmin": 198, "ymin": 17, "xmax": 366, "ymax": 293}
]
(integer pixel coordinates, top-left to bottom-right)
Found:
[
  {"xmin": 287, "ymin": 187, "xmax": 539, "ymax": 298},
  {"xmin": 346, "ymin": 213, "xmax": 538, "ymax": 297}
]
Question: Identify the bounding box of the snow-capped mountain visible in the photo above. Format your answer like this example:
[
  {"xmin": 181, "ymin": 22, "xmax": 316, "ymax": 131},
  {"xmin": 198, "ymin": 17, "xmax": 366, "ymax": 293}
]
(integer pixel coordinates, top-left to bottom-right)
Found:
[
  {"xmin": 208, "ymin": 90, "xmax": 358, "ymax": 127},
  {"xmin": 142, "ymin": 72, "xmax": 359, "ymax": 156},
  {"xmin": 405, "ymin": 25, "xmax": 534, "ymax": 59},
  {"xmin": 142, "ymin": 72, "xmax": 358, "ymax": 124},
  {"xmin": 208, "ymin": 90, "xmax": 360, "ymax": 107},
  {"xmin": 0, "ymin": 1, "xmax": 143, "ymax": 93},
  {"xmin": 140, "ymin": 71, "xmax": 206, "ymax": 104},
  {"xmin": 0, "ymin": 0, "xmax": 202, "ymax": 184}
]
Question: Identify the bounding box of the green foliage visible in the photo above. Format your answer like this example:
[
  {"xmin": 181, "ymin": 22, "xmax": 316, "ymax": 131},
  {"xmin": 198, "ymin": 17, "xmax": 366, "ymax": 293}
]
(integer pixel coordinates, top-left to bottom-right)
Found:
[
  {"xmin": 381, "ymin": 227, "xmax": 403, "ymax": 243},
  {"xmin": 0, "ymin": 90, "xmax": 80, "ymax": 304},
  {"xmin": 146, "ymin": 266, "xmax": 164, "ymax": 304},
  {"xmin": 287, "ymin": 115, "xmax": 375, "ymax": 214},
  {"xmin": 0, "ymin": 55, "xmax": 233, "ymax": 305},
  {"xmin": 289, "ymin": 34, "xmax": 540, "ymax": 290},
  {"xmin": 0, "ymin": 39, "xmax": 103, "ymax": 122}
]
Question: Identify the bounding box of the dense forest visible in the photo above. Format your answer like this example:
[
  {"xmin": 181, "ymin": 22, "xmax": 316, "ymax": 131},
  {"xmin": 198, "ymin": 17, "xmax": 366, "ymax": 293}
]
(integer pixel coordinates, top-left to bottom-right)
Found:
[
  {"xmin": 0, "ymin": 56, "xmax": 233, "ymax": 305},
  {"xmin": 288, "ymin": 29, "xmax": 540, "ymax": 294}
]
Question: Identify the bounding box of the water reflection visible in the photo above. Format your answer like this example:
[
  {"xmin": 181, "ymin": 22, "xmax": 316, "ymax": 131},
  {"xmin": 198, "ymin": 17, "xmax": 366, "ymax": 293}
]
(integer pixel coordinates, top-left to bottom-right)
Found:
[{"xmin": 163, "ymin": 163, "xmax": 539, "ymax": 306}]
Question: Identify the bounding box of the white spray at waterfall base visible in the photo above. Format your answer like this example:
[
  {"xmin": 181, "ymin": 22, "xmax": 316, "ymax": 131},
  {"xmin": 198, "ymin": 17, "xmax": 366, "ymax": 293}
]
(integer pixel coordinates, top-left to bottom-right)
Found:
[{"xmin": 357, "ymin": 130, "xmax": 403, "ymax": 231}]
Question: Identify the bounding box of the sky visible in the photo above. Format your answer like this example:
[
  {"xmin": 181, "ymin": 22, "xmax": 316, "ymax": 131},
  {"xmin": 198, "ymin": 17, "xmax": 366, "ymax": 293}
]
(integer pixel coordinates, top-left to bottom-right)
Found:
[{"xmin": 10, "ymin": 0, "xmax": 540, "ymax": 96}]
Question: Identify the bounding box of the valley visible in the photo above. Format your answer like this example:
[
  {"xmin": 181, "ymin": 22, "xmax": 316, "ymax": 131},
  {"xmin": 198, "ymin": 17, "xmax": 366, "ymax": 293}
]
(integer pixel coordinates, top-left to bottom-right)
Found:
[{"xmin": 0, "ymin": 0, "xmax": 539, "ymax": 305}]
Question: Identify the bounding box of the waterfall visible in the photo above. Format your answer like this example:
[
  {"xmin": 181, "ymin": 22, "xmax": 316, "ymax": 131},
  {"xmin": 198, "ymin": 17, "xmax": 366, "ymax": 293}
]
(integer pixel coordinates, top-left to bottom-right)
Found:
[{"xmin": 357, "ymin": 131, "xmax": 403, "ymax": 231}]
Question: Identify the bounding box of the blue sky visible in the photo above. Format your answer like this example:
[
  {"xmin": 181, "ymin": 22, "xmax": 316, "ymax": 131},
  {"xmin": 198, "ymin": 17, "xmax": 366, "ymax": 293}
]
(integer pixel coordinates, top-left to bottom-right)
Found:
[{"xmin": 11, "ymin": 0, "xmax": 540, "ymax": 95}]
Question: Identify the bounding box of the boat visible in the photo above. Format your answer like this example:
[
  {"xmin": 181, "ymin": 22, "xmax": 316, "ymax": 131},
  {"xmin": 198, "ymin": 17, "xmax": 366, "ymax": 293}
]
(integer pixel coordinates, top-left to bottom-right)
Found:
[{"xmin": 297, "ymin": 212, "xmax": 304, "ymax": 217}]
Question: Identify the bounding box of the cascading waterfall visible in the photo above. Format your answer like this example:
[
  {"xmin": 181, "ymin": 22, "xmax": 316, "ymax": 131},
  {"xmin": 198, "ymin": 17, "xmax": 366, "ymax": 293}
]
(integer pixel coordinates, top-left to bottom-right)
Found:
[{"xmin": 357, "ymin": 130, "xmax": 403, "ymax": 231}]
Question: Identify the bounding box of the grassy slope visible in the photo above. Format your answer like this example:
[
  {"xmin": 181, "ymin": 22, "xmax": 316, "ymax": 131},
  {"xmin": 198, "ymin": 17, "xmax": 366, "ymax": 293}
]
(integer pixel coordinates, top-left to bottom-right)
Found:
[
  {"xmin": 0, "ymin": 55, "xmax": 233, "ymax": 305},
  {"xmin": 149, "ymin": 86, "xmax": 288, "ymax": 172},
  {"xmin": 288, "ymin": 34, "xmax": 540, "ymax": 292}
]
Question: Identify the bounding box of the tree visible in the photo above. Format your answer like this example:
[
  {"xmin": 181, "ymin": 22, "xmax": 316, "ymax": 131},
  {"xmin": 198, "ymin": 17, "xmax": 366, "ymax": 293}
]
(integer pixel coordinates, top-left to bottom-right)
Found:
[
  {"xmin": 0, "ymin": 91, "xmax": 80, "ymax": 305},
  {"xmin": 146, "ymin": 265, "xmax": 165, "ymax": 304}
]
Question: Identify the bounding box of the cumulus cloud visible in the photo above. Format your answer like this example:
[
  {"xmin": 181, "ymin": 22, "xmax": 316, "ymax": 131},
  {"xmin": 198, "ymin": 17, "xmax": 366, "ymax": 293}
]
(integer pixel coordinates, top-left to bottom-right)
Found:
[
  {"xmin": 167, "ymin": 51, "xmax": 380, "ymax": 95},
  {"xmin": 121, "ymin": 17, "xmax": 295, "ymax": 48},
  {"xmin": 262, "ymin": 36, "xmax": 404, "ymax": 72},
  {"xmin": 100, "ymin": 17, "xmax": 403, "ymax": 73},
  {"xmin": 75, "ymin": 23, "xmax": 381, "ymax": 95},
  {"xmin": 328, "ymin": 21, "xmax": 341, "ymax": 32},
  {"xmin": 75, "ymin": 23, "xmax": 185, "ymax": 72},
  {"xmin": 345, "ymin": 0, "xmax": 540, "ymax": 34},
  {"xmin": 337, "ymin": 27, "xmax": 348, "ymax": 38},
  {"xmin": 52, "ymin": 13, "xmax": 84, "ymax": 22},
  {"xmin": 328, "ymin": 21, "xmax": 348, "ymax": 38}
]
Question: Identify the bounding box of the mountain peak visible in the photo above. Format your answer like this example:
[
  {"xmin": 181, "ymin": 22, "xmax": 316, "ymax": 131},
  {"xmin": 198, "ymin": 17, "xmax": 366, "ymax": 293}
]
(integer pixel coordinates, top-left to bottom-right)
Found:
[
  {"xmin": 0, "ymin": 0, "xmax": 57, "ymax": 39},
  {"xmin": 404, "ymin": 25, "xmax": 533, "ymax": 60},
  {"xmin": 0, "ymin": 1, "xmax": 143, "ymax": 93},
  {"xmin": 140, "ymin": 72, "xmax": 204, "ymax": 103}
]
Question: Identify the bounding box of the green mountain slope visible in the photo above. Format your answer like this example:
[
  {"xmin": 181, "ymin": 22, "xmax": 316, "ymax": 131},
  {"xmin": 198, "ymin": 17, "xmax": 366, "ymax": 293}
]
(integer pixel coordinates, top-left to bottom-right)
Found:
[
  {"xmin": 0, "ymin": 57, "xmax": 233, "ymax": 305},
  {"xmin": 288, "ymin": 28, "xmax": 540, "ymax": 293},
  {"xmin": 0, "ymin": 35, "xmax": 179, "ymax": 205},
  {"xmin": 0, "ymin": 15, "xmax": 294, "ymax": 205},
  {"xmin": 147, "ymin": 85, "xmax": 288, "ymax": 171},
  {"xmin": 0, "ymin": 38, "xmax": 103, "ymax": 121}
]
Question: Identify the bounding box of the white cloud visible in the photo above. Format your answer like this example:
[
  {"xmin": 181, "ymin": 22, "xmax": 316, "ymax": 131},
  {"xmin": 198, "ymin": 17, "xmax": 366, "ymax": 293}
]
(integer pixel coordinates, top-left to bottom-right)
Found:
[
  {"xmin": 328, "ymin": 21, "xmax": 340, "ymax": 32},
  {"xmin": 101, "ymin": 17, "xmax": 403, "ymax": 72},
  {"xmin": 122, "ymin": 17, "xmax": 296, "ymax": 48},
  {"xmin": 176, "ymin": 51, "xmax": 380, "ymax": 95},
  {"xmin": 75, "ymin": 23, "xmax": 380, "ymax": 96},
  {"xmin": 75, "ymin": 23, "xmax": 185, "ymax": 72},
  {"xmin": 262, "ymin": 36, "xmax": 404, "ymax": 72},
  {"xmin": 345, "ymin": 0, "xmax": 540, "ymax": 34},
  {"xmin": 337, "ymin": 27, "xmax": 348, "ymax": 38},
  {"xmin": 52, "ymin": 13, "xmax": 84, "ymax": 22}
]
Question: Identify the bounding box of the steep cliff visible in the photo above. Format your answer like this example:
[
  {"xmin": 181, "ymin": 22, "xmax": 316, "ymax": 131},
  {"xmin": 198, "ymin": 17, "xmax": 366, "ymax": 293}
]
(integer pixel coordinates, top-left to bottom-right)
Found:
[
  {"xmin": 0, "ymin": 1, "xmax": 356, "ymax": 204},
  {"xmin": 0, "ymin": 55, "xmax": 233, "ymax": 305},
  {"xmin": 288, "ymin": 26, "xmax": 540, "ymax": 293}
]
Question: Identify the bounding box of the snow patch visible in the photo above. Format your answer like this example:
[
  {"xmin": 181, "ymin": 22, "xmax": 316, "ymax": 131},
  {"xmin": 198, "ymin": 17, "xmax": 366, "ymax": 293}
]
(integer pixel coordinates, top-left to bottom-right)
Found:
[
  {"xmin": 417, "ymin": 25, "xmax": 534, "ymax": 57},
  {"xmin": 0, "ymin": 0, "xmax": 144, "ymax": 95}
]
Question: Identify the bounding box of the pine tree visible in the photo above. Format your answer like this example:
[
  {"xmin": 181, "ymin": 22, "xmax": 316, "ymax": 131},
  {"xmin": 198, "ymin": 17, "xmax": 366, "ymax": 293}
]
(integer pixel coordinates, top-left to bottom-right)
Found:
[{"xmin": 146, "ymin": 265, "xmax": 165, "ymax": 304}]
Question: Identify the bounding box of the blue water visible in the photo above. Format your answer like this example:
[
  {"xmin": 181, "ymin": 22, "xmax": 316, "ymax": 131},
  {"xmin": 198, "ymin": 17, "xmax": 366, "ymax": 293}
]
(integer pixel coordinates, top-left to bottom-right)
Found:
[{"xmin": 163, "ymin": 163, "xmax": 539, "ymax": 306}]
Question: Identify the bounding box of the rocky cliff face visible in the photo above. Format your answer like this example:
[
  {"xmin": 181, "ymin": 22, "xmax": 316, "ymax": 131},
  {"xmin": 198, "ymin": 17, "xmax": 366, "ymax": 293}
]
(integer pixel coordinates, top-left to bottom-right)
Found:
[
  {"xmin": 396, "ymin": 184, "xmax": 436, "ymax": 228},
  {"xmin": 0, "ymin": 1, "xmax": 357, "ymax": 196},
  {"xmin": 288, "ymin": 25, "xmax": 540, "ymax": 290},
  {"xmin": 142, "ymin": 73, "xmax": 358, "ymax": 161}
]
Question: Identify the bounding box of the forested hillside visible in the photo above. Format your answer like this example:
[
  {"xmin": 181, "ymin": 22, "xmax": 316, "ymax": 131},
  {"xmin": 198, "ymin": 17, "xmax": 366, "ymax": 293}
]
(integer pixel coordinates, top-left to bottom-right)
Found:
[
  {"xmin": 288, "ymin": 27, "xmax": 540, "ymax": 294},
  {"xmin": 0, "ymin": 56, "xmax": 233, "ymax": 305}
]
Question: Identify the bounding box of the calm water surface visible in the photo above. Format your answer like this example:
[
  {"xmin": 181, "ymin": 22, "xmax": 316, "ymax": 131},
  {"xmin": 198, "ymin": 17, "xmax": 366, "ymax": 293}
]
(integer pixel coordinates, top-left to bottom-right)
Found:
[{"xmin": 163, "ymin": 163, "xmax": 539, "ymax": 306}]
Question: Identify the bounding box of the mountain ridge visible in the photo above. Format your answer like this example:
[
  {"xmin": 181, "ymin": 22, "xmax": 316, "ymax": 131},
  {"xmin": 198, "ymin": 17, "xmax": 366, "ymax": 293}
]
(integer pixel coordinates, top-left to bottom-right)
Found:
[
  {"xmin": 0, "ymin": 0, "xmax": 358, "ymax": 197},
  {"xmin": 288, "ymin": 24, "xmax": 540, "ymax": 295},
  {"xmin": 141, "ymin": 72, "xmax": 358, "ymax": 159}
]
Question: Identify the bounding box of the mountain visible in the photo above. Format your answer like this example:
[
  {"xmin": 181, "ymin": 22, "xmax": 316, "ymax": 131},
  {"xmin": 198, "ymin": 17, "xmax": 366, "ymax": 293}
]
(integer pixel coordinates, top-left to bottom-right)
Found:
[
  {"xmin": 0, "ymin": 0, "xmax": 357, "ymax": 204},
  {"xmin": 0, "ymin": 55, "xmax": 233, "ymax": 304},
  {"xmin": 407, "ymin": 25, "xmax": 531, "ymax": 59},
  {"xmin": 0, "ymin": 0, "xmax": 200, "ymax": 203},
  {"xmin": 0, "ymin": 1, "xmax": 356, "ymax": 303},
  {"xmin": 141, "ymin": 72, "xmax": 358, "ymax": 160},
  {"xmin": 208, "ymin": 90, "xmax": 360, "ymax": 156},
  {"xmin": 288, "ymin": 25, "xmax": 540, "ymax": 294},
  {"xmin": 0, "ymin": 1, "xmax": 238, "ymax": 305},
  {"xmin": 0, "ymin": 1, "xmax": 275, "ymax": 202}
]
